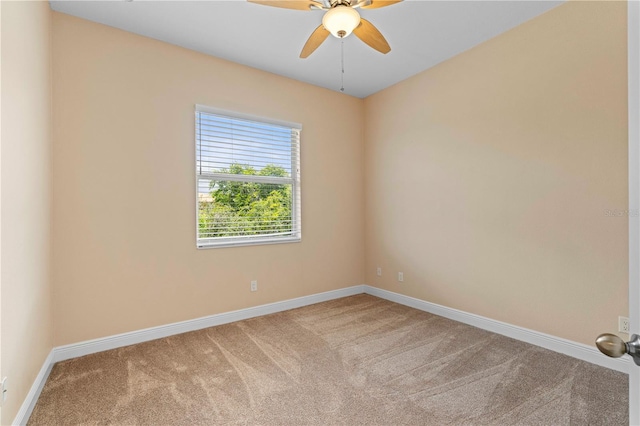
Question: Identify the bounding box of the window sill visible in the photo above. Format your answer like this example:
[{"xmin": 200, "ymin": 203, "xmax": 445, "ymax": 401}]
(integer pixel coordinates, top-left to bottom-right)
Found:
[{"xmin": 197, "ymin": 236, "xmax": 301, "ymax": 249}]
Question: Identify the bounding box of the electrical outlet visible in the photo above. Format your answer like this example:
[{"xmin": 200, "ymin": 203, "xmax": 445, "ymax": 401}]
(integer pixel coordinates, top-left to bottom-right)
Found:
[
  {"xmin": 398, "ymin": 272, "xmax": 404, "ymax": 282},
  {"xmin": 1, "ymin": 377, "xmax": 7, "ymax": 405},
  {"xmin": 619, "ymin": 316, "xmax": 630, "ymax": 333},
  {"xmin": 376, "ymin": 267, "xmax": 382, "ymax": 277},
  {"xmin": 250, "ymin": 280, "xmax": 258, "ymax": 292}
]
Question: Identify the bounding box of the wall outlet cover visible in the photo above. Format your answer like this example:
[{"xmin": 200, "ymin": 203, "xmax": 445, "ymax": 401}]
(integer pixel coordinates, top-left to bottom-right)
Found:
[{"xmin": 619, "ymin": 316, "xmax": 630, "ymax": 333}]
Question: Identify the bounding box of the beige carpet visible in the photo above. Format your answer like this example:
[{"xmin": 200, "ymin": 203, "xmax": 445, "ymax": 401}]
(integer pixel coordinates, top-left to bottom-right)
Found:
[{"xmin": 28, "ymin": 294, "xmax": 628, "ymax": 425}]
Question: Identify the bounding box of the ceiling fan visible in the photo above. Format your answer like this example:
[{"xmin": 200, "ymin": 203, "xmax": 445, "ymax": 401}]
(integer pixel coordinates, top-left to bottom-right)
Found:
[{"xmin": 248, "ymin": 0, "xmax": 402, "ymax": 58}]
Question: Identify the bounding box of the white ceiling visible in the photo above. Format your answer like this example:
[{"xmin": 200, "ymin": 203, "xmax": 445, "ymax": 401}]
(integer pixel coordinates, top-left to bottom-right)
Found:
[{"xmin": 49, "ymin": 0, "xmax": 563, "ymax": 98}]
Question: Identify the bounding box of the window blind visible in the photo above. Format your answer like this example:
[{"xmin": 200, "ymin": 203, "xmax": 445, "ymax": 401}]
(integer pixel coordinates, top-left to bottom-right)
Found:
[{"xmin": 196, "ymin": 106, "xmax": 301, "ymax": 248}]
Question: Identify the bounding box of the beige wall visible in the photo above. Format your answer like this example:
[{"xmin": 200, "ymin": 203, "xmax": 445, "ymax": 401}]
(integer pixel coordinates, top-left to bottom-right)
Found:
[
  {"xmin": 1, "ymin": 1, "xmax": 53, "ymax": 423},
  {"xmin": 50, "ymin": 2, "xmax": 629, "ymax": 348},
  {"xmin": 51, "ymin": 13, "xmax": 365, "ymax": 346},
  {"xmin": 0, "ymin": 1, "xmax": 3, "ymax": 420},
  {"xmin": 364, "ymin": 1, "xmax": 628, "ymax": 346}
]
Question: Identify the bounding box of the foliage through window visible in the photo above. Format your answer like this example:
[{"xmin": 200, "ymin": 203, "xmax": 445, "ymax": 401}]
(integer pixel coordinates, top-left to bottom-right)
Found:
[{"xmin": 196, "ymin": 106, "xmax": 301, "ymax": 248}]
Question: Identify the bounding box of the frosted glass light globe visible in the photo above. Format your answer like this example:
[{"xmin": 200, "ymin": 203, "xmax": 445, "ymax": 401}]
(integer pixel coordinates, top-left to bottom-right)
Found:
[{"xmin": 322, "ymin": 6, "xmax": 360, "ymax": 38}]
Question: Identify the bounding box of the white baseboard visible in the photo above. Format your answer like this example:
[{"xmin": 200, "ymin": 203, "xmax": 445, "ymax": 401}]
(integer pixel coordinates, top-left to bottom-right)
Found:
[
  {"xmin": 14, "ymin": 283, "xmax": 629, "ymax": 425},
  {"xmin": 363, "ymin": 285, "xmax": 631, "ymax": 374},
  {"xmin": 52, "ymin": 285, "xmax": 366, "ymax": 363},
  {"xmin": 12, "ymin": 350, "xmax": 54, "ymax": 426}
]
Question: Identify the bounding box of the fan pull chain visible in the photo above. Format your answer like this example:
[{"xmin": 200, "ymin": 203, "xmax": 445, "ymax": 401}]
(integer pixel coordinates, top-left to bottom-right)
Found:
[{"xmin": 340, "ymin": 39, "xmax": 345, "ymax": 93}]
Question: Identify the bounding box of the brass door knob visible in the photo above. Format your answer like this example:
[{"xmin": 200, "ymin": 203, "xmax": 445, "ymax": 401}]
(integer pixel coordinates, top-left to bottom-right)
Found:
[{"xmin": 596, "ymin": 333, "xmax": 640, "ymax": 366}]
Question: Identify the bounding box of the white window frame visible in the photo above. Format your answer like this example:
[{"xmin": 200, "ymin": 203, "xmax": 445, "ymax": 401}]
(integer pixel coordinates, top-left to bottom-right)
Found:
[{"xmin": 195, "ymin": 105, "xmax": 302, "ymax": 249}]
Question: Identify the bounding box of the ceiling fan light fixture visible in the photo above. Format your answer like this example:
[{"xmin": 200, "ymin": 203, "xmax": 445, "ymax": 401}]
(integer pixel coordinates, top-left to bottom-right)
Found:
[{"xmin": 322, "ymin": 6, "xmax": 360, "ymax": 38}]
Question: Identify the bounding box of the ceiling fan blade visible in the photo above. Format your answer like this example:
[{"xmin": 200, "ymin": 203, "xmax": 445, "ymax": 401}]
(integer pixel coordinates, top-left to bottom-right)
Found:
[
  {"xmin": 300, "ymin": 25, "xmax": 330, "ymax": 58},
  {"xmin": 360, "ymin": 0, "xmax": 402, "ymax": 10},
  {"xmin": 353, "ymin": 18, "xmax": 391, "ymax": 54},
  {"xmin": 248, "ymin": 0, "xmax": 323, "ymax": 11}
]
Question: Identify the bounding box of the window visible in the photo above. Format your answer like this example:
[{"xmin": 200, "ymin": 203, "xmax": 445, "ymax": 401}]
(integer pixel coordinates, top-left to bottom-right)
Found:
[{"xmin": 195, "ymin": 105, "xmax": 301, "ymax": 248}]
